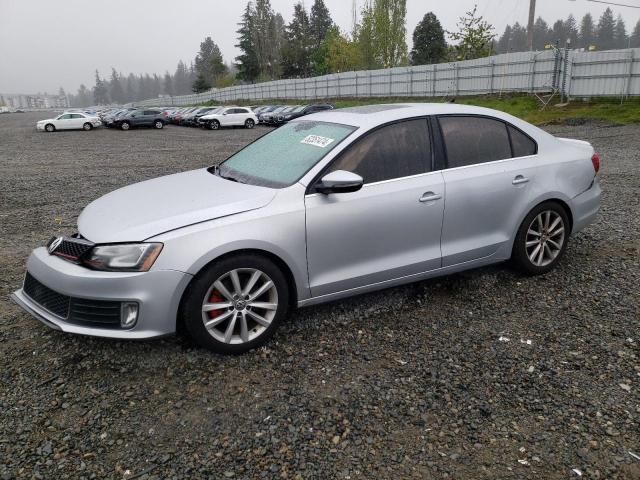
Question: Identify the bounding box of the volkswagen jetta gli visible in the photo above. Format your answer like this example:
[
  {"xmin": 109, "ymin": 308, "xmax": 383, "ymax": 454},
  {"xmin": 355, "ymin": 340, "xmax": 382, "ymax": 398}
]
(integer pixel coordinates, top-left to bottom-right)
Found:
[{"xmin": 12, "ymin": 104, "xmax": 601, "ymax": 354}]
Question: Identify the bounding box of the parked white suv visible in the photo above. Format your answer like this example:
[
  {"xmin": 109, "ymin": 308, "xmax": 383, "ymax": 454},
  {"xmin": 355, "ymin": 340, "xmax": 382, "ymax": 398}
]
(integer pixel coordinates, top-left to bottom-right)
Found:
[{"xmin": 199, "ymin": 107, "xmax": 258, "ymax": 130}]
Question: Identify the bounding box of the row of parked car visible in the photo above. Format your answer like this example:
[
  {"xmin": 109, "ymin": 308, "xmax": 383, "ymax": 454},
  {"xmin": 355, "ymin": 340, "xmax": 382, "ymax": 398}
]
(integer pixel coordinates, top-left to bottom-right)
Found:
[
  {"xmin": 165, "ymin": 103, "xmax": 335, "ymax": 130},
  {"xmin": 37, "ymin": 103, "xmax": 335, "ymax": 132}
]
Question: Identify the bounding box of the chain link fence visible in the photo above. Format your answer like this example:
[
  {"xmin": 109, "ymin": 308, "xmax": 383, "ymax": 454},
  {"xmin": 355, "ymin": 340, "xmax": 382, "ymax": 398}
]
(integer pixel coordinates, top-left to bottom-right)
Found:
[{"xmin": 129, "ymin": 48, "xmax": 640, "ymax": 107}]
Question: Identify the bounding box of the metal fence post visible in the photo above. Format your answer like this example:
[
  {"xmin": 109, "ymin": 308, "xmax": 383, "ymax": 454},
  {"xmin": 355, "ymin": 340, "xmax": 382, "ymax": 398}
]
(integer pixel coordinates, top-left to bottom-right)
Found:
[
  {"xmin": 408, "ymin": 68, "xmax": 413, "ymax": 96},
  {"xmin": 490, "ymin": 61, "xmax": 495, "ymax": 95},
  {"xmin": 561, "ymin": 42, "xmax": 570, "ymax": 103},
  {"xmin": 432, "ymin": 65, "xmax": 437, "ymax": 97},
  {"xmin": 625, "ymin": 49, "xmax": 635, "ymax": 101},
  {"xmin": 529, "ymin": 55, "xmax": 537, "ymax": 94},
  {"xmin": 388, "ymin": 69, "xmax": 393, "ymax": 96}
]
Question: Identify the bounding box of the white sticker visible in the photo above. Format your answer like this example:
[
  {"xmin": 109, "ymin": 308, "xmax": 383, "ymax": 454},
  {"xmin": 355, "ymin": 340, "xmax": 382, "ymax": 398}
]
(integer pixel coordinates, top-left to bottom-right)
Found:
[{"xmin": 300, "ymin": 134, "xmax": 334, "ymax": 148}]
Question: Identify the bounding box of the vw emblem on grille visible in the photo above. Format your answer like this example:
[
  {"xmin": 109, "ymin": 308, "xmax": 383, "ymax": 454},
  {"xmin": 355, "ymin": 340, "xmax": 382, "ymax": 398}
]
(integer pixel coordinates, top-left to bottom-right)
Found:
[{"xmin": 48, "ymin": 237, "xmax": 63, "ymax": 254}]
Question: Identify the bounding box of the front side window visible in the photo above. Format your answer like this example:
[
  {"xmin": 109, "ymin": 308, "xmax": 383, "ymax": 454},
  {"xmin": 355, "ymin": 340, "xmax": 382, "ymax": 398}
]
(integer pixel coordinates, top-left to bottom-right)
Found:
[
  {"xmin": 217, "ymin": 120, "xmax": 356, "ymax": 188},
  {"xmin": 58, "ymin": 114, "xmax": 72, "ymax": 120},
  {"xmin": 327, "ymin": 119, "xmax": 431, "ymax": 184},
  {"xmin": 439, "ymin": 116, "xmax": 512, "ymax": 168}
]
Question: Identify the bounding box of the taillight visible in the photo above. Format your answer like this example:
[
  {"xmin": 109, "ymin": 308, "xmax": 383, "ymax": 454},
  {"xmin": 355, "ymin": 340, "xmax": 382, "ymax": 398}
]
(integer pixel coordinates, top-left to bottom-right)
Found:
[{"xmin": 591, "ymin": 153, "xmax": 600, "ymax": 173}]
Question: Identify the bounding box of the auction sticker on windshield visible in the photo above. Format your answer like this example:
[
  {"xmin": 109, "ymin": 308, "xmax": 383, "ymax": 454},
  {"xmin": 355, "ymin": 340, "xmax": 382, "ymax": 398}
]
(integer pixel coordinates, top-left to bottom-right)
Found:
[{"xmin": 300, "ymin": 135, "xmax": 334, "ymax": 148}]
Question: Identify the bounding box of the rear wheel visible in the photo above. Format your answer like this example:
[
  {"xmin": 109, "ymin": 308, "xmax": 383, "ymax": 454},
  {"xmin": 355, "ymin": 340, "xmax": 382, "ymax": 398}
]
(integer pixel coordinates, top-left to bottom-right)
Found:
[
  {"xmin": 154, "ymin": 120, "xmax": 164, "ymax": 129},
  {"xmin": 83, "ymin": 122, "xmax": 92, "ymax": 131},
  {"xmin": 245, "ymin": 119, "xmax": 255, "ymax": 129},
  {"xmin": 181, "ymin": 254, "xmax": 289, "ymax": 354},
  {"xmin": 512, "ymin": 201, "xmax": 570, "ymax": 275},
  {"xmin": 45, "ymin": 124, "xmax": 55, "ymax": 133},
  {"xmin": 209, "ymin": 120, "xmax": 220, "ymax": 130},
  {"xmin": 120, "ymin": 121, "xmax": 130, "ymax": 131}
]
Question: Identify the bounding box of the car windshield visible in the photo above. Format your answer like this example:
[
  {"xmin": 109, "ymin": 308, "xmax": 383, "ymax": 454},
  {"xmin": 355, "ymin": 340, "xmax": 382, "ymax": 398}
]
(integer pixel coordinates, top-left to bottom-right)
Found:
[
  {"xmin": 215, "ymin": 120, "xmax": 357, "ymax": 188},
  {"xmin": 292, "ymin": 106, "xmax": 306, "ymax": 113}
]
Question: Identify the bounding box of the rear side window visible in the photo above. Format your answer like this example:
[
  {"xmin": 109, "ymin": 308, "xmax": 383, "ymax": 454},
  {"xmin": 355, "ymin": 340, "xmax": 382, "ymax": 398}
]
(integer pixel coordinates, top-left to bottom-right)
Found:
[
  {"xmin": 439, "ymin": 116, "xmax": 511, "ymax": 168},
  {"xmin": 509, "ymin": 126, "xmax": 537, "ymax": 157},
  {"xmin": 328, "ymin": 119, "xmax": 431, "ymax": 184}
]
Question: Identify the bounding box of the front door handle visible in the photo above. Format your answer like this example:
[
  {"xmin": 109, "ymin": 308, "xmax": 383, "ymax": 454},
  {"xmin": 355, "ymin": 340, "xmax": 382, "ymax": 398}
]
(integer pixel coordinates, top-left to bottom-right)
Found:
[
  {"xmin": 512, "ymin": 175, "xmax": 529, "ymax": 185},
  {"xmin": 419, "ymin": 192, "xmax": 442, "ymax": 203}
]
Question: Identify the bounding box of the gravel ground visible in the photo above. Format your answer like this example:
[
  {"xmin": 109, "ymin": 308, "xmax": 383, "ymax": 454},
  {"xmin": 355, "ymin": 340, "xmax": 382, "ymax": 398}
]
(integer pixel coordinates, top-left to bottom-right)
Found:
[{"xmin": 0, "ymin": 112, "xmax": 638, "ymax": 479}]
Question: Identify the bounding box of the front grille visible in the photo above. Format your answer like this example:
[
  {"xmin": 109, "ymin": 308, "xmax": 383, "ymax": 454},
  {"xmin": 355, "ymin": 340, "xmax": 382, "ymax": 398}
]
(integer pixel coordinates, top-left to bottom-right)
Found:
[
  {"xmin": 23, "ymin": 273, "xmax": 70, "ymax": 318},
  {"xmin": 23, "ymin": 272, "xmax": 122, "ymax": 328},
  {"xmin": 69, "ymin": 299, "xmax": 121, "ymax": 326},
  {"xmin": 48, "ymin": 237, "xmax": 94, "ymax": 262}
]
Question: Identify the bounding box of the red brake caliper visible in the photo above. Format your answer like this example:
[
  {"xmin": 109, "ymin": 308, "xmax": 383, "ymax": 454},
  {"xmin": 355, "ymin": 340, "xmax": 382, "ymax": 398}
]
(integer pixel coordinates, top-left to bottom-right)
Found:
[{"xmin": 207, "ymin": 290, "xmax": 224, "ymax": 320}]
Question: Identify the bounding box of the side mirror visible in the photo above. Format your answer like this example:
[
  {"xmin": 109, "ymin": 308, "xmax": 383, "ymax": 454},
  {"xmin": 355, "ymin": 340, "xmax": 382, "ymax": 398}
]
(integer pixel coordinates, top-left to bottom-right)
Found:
[{"xmin": 315, "ymin": 170, "xmax": 363, "ymax": 195}]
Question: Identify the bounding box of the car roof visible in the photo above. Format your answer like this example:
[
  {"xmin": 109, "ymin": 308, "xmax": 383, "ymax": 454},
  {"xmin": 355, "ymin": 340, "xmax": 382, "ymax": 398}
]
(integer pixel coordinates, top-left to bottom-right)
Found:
[{"xmin": 299, "ymin": 103, "xmax": 553, "ymax": 140}]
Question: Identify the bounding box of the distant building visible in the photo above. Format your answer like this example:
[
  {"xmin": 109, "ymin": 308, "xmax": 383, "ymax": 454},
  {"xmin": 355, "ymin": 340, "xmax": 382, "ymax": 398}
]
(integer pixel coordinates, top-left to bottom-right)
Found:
[{"xmin": 0, "ymin": 93, "xmax": 68, "ymax": 110}]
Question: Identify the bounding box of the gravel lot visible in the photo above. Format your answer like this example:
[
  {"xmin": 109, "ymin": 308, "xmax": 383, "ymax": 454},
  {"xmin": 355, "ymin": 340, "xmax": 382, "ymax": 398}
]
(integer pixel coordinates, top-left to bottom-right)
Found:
[{"xmin": 0, "ymin": 112, "xmax": 638, "ymax": 479}]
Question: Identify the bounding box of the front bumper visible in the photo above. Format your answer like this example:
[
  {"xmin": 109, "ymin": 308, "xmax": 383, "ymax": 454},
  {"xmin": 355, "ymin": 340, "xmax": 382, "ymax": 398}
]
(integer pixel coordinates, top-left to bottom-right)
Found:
[{"xmin": 11, "ymin": 247, "xmax": 192, "ymax": 339}]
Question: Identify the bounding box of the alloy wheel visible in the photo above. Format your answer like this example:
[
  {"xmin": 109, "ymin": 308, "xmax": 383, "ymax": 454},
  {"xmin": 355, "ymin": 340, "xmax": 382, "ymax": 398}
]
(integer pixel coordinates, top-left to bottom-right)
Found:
[
  {"xmin": 201, "ymin": 268, "xmax": 278, "ymax": 344},
  {"xmin": 525, "ymin": 210, "xmax": 565, "ymax": 267}
]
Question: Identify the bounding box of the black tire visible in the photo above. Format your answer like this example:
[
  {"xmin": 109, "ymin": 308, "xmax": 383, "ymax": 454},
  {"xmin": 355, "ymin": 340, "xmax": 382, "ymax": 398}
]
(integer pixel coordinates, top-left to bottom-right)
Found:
[
  {"xmin": 181, "ymin": 254, "xmax": 290, "ymax": 354},
  {"xmin": 45, "ymin": 124, "xmax": 55, "ymax": 133},
  {"xmin": 511, "ymin": 201, "xmax": 570, "ymax": 275},
  {"xmin": 245, "ymin": 119, "xmax": 255, "ymax": 129},
  {"xmin": 83, "ymin": 122, "xmax": 92, "ymax": 131},
  {"xmin": 120, "ymin": 121, "xmax": 130, "ymax": 131},
  {"xmin": 153, "ymin": 120, "xmax": 164, "ymax": 129},
  {"xmin": 209, "ymin": 120, "xmax": 220, "ymax": 130}
]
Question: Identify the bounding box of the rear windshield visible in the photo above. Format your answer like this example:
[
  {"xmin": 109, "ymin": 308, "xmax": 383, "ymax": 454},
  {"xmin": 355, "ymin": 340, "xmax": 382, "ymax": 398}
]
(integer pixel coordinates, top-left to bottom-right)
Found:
[{"xmin": 215, "ymin": 120, "xmax": 356, "ymax": 188}]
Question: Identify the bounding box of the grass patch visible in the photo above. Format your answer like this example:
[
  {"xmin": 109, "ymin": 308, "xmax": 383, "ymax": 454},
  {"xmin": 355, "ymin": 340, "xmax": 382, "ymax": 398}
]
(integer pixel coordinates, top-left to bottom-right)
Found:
[{"xmin": 203, "ymin": 94, "xmax": 640, "ymax": 126}]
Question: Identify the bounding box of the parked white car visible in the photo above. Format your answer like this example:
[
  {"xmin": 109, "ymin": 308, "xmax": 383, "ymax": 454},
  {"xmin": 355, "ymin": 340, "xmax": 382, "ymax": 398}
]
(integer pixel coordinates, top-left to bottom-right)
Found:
[
  {"xmin": 198, "ymin": 107, "xmax": 258, "ymax": 130},
  {"xmin": 36, "ymin": 112, "xmax": 102, "ymax": 132}
]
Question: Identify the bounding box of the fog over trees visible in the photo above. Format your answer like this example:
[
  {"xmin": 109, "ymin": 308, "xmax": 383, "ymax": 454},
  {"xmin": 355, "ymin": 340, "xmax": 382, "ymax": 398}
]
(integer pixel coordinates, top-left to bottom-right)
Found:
[{"xmin": 66, "ymin": 1, "xmax": 640, "ymax": 106}]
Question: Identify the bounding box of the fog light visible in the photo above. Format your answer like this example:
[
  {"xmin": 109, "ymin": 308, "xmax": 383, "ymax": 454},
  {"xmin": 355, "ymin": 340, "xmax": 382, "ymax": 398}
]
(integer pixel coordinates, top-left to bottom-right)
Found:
[{"xmin": 121, "ymin": 302, "xmax": 139, "ymax": 328}]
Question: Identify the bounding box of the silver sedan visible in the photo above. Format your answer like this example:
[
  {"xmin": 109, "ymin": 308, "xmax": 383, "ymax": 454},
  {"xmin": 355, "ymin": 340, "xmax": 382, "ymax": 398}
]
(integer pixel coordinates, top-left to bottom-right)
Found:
[{"xmin": 12, "ymin": 104, "xmax": 601, "ymax": 353}]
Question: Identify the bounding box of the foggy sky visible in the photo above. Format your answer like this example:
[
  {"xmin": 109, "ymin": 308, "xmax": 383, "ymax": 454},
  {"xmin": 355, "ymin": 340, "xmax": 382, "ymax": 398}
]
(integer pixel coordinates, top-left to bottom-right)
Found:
[{"xmin": 1, "ymin": 0, "xmax": 638, "ymax": 95}]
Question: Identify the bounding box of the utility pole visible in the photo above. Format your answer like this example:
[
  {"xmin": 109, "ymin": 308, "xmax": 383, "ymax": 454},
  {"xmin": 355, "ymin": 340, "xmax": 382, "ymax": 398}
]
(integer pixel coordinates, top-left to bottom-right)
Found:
[{"xmin": 527, "ymin": 0, "xmax": 536, "ymax": 51}]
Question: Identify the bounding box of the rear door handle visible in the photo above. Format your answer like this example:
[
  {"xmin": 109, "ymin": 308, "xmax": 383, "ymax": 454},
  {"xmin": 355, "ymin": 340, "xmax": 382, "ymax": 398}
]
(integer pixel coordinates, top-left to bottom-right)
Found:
[
  {"xmin": 512, "ymin": 175, "xmax": 529, "ymax": 185},
  {"xmin": 419, "ymin": 192, "xmax": 442, "ymax": 203}
]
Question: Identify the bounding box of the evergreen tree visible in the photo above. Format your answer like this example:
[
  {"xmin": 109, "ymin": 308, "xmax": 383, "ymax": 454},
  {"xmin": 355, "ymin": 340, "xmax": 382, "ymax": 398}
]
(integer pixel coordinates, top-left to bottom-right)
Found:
[
  {"xmin": 565, "ymin": 14, "xmax": 579, "ymax": 46},
  {"xmin": 174, "ymin": 61, "xmax": 190, "ymax": 95},
  {"xmin": 109, "ymin": 68, "xmax": 125, "ymax": 104},
  {"xmin": 509, "ymin": 22, "xmax": 528, "ymax": 52},
  {"xmin": 163, "ymin": 71, "xmax": 174, "ymax": 96},
  {"xmin": 281, "ymin": 3, "xmax": 313, "ymax": 77},
  {"xmin": 533, "ymin": 17, "xmax": 551, "ymax": 50},
  {"xmin": 126, "ymin": 74, "xmax": 137, "ymax": 102},
  {"xmin": 410, "ymin": 12, "xmax": 446, "ymax": 65},
  {"xmin": 92, "ymin": 70, "xmax": 109, "ymax": 105},
  {"xmin": 550, "ymin": 19, "xmax": 566, "ymax": 44},
  {"xmin": 497, "ymin": 24, "xmax": 513, "ymax": 53},
  {"xmin": 631, "ymin": 19, "xmax": 640, "ymax": 48},
  {"xmin": 192, "ymin": 72, "xmax": 211, "ymax": 93},
  {"xmin": 596, "ymin": 7, "xmax": 616, "ymax": 50},
  {"xmin": 448, "ymin": 5, "xmax": 496, "ymax": 60},
  {"xmin": 357, "ymin": 2, "xmax": 380, "ymax": 69},
  {"xmin": 613, "ymin": 14, "xmax": 628, "ymax": 48},
  {"xmin": 194, "ymin": 37, "xmax": 228, "ymax": 87},
  {"xmin": 235, "ymin": 2, "xmax": 260, "ymax": 81},
  {"xmin": 579, "ymin": 13, "xmax": 595, "ymax": 49},
  {"xmin": 76, "ymin": 84, "xmax": 91, "ymax": 107},
  {"xmin": 309, "ymin": 0, "xmax": 333, "ymax": 48}
]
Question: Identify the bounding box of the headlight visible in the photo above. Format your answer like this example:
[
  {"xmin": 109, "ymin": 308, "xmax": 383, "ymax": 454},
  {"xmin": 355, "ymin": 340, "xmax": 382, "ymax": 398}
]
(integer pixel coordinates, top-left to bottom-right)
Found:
[{"xmin": 83, "ymin": 243, "xmax": 163, "ymax": 272}]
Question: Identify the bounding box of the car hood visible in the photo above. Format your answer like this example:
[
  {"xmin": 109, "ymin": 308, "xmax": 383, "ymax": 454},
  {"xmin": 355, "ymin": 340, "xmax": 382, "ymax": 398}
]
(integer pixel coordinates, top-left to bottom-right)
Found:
[
  {"xmin": 37, "ymin": 118, "xmax": 55, "ymax": 123},
  {"xmin": 78, "ymin": 168, "xmax": 276, "ymax": 243}
]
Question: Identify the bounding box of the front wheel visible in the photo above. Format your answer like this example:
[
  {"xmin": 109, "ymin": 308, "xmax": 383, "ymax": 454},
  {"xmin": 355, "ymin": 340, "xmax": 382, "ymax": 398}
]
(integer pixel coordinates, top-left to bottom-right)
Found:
[
  {"xmin": 154, "ymin": 120, "xmax": 164, "ymax": 129},
  {"xmin": 45, "ymin": 124, "xmax": 55, "ymax": 133},
  {"xmin": 83, "ymin": 122, "xmax": 92, "ymax": 131},
  {"xmin": 181, "ymin": 255, "xmax": 290, "ymax": 354},
  {"xmin": 120, "ymin": 122, "xmax": 130, "ymax": 131},
  {"xmin": 511, "ymin": 201, "xmax": 570, "ymax": 275},
  {"xmin": 245, "ymin": 119, "xmax": 255, "ymax": 129},
  {"xmin": 209, "ymin": 120, "xmax": 220, "ymax": 130}
]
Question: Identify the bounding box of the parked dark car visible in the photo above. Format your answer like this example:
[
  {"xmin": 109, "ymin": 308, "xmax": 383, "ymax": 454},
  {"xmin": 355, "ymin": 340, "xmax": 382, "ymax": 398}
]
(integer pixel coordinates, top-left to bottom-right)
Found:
[
  {"xmin": 257, "ymin": 105, "xmax": 285, "ymax": 124},
  {"xmin": 114, "ymin": 109, "xmax": 166, "ymax": 130},
  {"xmin": 182, "ymin": 107, "xmax": 219, "ymax": 127},
  {"xmin": 273, "ymin": 103, "xmax": 335, "ymax": 125}
]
